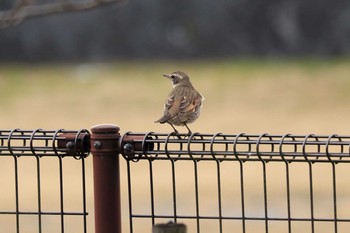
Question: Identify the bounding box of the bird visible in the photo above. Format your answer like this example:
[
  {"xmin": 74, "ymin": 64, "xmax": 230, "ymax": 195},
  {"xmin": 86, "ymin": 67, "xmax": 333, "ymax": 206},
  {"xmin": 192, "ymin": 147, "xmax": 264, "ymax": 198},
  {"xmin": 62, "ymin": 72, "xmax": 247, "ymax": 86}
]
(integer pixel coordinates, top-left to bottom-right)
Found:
[{"xmin": 155, "ymin": 71, "xmax": 204, "ymax": 134}]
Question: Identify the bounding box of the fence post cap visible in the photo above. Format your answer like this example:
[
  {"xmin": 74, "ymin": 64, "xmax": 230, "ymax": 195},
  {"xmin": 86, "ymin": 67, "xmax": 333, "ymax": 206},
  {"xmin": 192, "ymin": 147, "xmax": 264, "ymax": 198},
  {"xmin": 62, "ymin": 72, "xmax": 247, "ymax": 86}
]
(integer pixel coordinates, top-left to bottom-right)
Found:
[
  {"xmin": 90, "ymin": 124, "xmax": 120, "ymax": 156},
  {"xmin": 91, "ymin": 124, "xmax": 120, "ymax": 134}
]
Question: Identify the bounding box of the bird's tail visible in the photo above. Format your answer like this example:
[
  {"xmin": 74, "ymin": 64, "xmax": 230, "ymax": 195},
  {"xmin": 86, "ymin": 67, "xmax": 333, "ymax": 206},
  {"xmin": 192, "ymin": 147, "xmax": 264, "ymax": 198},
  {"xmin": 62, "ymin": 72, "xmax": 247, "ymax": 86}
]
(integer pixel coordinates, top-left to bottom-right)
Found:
[{"xmin": 155, "ymin": 114, "xmax": 171, "ymax": 124}]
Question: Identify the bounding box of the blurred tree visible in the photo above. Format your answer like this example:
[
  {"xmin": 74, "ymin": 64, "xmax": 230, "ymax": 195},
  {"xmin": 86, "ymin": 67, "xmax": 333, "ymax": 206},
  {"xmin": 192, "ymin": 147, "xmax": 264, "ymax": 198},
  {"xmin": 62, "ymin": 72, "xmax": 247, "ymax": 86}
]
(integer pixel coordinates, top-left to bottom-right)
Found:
[
  {"xmin": 0, "ymin": 0, "xmax": 349, "ymax": 62},
  {"xmin": 0, "ymin": 0, "xmax": 126, "ymax": 28}
]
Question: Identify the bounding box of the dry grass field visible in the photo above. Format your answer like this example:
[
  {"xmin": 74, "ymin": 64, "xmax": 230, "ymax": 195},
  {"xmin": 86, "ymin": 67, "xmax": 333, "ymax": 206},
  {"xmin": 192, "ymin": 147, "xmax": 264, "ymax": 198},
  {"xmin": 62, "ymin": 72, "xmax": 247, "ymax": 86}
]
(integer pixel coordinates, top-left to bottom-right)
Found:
[
  {"xmin": 0, "ymin": 59, "xmax": 350, "ymax": 233},
  {"xmin": 1, "ymin": 59, "xmax": 350, "ymax": 133}
]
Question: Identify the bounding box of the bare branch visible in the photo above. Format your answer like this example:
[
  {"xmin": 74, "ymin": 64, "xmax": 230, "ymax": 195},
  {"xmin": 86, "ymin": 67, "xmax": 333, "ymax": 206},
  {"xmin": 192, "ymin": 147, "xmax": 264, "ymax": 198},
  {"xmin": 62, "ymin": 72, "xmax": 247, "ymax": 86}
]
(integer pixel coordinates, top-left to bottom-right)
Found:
[
  {"xmin": 1, "ymin": 0, "xmax": 34, "ymax": 27},
  {"xmin": 0, "ymin": 0, "xmax": 126, "ymax": 29}
]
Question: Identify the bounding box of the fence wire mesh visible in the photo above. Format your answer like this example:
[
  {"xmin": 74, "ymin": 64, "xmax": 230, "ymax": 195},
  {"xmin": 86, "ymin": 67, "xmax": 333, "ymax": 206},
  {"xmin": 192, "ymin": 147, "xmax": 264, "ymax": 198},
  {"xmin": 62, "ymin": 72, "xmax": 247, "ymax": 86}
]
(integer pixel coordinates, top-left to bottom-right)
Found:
[
  {"xmin": 121, "ymin": 132, "xmax": 350, "ymax": 233},
  {"xmin": 0, "ymin": 129, "xmax": 90, "ymax": 233},
  {"xmin": 2, "ymin": 128, "xmax": 350, "ymax": 233}
]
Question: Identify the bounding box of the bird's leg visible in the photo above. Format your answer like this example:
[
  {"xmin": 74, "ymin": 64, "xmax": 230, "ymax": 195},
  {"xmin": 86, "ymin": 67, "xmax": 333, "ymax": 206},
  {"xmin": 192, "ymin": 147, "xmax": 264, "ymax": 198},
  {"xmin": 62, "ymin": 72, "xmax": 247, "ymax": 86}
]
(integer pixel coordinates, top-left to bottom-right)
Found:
[
  {"xmin": 168, "ymin": 123, "xmax": 179, "ymax": 134},
  {"xmin": 184, "ymin": 123, "xmax": 192, "ymax": 135},
  {"xmin": 168, "ymin": 123, "xmax": 182, "ymax": 139}
]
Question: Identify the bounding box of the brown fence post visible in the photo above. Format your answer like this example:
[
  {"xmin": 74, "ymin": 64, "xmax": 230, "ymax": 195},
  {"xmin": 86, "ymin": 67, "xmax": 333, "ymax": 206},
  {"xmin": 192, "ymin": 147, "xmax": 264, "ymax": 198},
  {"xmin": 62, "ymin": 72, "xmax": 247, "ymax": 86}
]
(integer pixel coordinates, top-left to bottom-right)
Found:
[
  {"xmin": 91, "ymin": 124, "xmax": 121, "ymax": 233},
  {"xmin": 153, "ymin": 222, "xmax": 187, "ymax": 233}
]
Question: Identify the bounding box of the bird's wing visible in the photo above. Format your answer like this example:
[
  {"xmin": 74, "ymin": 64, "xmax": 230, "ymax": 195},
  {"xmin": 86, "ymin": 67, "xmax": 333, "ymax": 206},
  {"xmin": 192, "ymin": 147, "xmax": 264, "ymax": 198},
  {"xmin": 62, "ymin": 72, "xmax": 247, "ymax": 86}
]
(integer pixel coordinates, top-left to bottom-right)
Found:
[
  {"xmin": 165, "ymin": 92, "xmax": 183, "ymax": 117},
  {"xmin": 155, "ymin": 93, "xmax": 178, "ymax": 123},
  {"xmin": 179, "ymin": 91, "xmax": 203, "ymax": 114}
]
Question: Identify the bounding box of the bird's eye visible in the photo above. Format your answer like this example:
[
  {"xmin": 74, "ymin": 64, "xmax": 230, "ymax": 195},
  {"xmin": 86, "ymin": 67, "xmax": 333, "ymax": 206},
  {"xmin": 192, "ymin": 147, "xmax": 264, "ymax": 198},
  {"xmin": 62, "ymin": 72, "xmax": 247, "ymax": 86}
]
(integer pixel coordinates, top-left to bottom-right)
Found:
[{"xmin": 171, "ymin": 75, "xmax": 175, "ymax": 79}]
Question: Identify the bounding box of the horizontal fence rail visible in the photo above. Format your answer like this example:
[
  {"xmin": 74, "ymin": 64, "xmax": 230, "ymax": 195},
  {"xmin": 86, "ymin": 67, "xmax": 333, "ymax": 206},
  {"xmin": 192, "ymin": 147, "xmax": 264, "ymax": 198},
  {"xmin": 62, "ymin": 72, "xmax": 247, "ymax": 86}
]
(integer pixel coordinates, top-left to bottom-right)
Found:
[
  {"xmin": 0, "ymin": 129, "xmax": 90, "ymax": 157},
  {"xmin": 120, "ymin": 132, "xmax": 350, "ymax": 163},
  {"xmin": 2, "ymin": 129, "xmax": 348, "ymax": 163}
]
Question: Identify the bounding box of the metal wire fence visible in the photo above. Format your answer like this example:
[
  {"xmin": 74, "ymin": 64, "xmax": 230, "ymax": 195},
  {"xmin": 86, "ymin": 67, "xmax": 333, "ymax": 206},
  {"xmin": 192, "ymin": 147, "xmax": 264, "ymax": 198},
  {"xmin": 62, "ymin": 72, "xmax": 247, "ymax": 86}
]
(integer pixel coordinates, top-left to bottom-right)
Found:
[
  {"xmin": 121, "ymin": 132, "xmax": 350, "ymax": 233},
  {"xmin": 0, "ymin": 129, "xmax": 90, "ymax": 233},
  {"xmin": 2, "ymin": 126, "xmax": 350, "ymax": 233}
]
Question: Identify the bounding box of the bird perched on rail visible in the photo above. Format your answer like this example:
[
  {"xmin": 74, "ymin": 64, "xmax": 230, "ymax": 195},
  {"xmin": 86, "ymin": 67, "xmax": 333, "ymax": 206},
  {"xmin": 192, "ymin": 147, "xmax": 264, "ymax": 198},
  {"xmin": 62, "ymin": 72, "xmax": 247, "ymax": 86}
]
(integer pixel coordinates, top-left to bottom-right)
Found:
[{"xmin": 155, "ymin": 71, "xmax": 204, "ymax": 134}]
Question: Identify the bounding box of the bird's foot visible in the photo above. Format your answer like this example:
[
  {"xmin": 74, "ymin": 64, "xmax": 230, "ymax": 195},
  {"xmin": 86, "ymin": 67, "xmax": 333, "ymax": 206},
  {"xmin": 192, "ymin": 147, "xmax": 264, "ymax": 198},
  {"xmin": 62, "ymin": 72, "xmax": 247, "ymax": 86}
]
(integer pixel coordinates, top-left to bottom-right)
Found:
[{"xmin": 172, "ymin": 129, "xmax": 179, "ymax": 135}]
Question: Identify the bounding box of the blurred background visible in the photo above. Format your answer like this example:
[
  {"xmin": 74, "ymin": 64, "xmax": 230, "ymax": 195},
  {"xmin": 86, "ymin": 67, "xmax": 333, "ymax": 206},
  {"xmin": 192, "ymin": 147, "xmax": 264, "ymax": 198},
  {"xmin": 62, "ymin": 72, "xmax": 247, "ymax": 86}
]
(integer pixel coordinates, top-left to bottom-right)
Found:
[
  {"xmin": 1, "ymin": 0, "xmax": 350, "ymax": 61},
  {"xmin": 0, "ymin": 0, "xmax": 349, "ymax": 133},
  {"xmin": 1, "ymin": 0, "xmax": 350, "ymax": 233}
]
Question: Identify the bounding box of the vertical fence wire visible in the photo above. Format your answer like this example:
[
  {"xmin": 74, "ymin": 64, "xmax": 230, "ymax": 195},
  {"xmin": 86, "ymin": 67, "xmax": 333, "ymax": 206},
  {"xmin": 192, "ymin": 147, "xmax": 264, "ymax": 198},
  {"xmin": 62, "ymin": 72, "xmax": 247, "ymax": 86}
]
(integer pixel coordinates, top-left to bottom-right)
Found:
[
  {"xmin": 149, "ymin": 159, "xmax": 156, "ymax": 226},
  {"xmin": 238, "ymin": 159, "xmax": 246, "ymax": 233},
  {"xmin": 171, "ymin": 160, "xmax": 177, "ymax": 224},
  {"xmin": 257, "ymin": 134, "xmax": 270, "ymax": 233},
  {"xmin": 280, "ymin": 134, "xmax": 292, "ymax": 233},
  {"xmin": 326, "ymin": 135, "xmax": 339, "ymax": 233},
  {"xmin": 14, "ymin": 155, "xmax": 20, "ymax": 233},
  {"xmin": 127, "ymin": 159, "xmax": 134, "ymax": 233},
  {"xmin": 81, "ymin": 156, "xmax": 88, "ymax": 232},
  {"xmin": 303, "ymin": 134, "xmax": 315, "ymax": 233},
  {"xmin": 193, "ymin": 160, "xmax": 200, "ymax": 233},
  {"xmin": 188, "ymin": 134, "xmax": 201, "ymax": 233},
  {"xmin": 234, "ymin": 133, "xmax": 248, "ymax": 233}
]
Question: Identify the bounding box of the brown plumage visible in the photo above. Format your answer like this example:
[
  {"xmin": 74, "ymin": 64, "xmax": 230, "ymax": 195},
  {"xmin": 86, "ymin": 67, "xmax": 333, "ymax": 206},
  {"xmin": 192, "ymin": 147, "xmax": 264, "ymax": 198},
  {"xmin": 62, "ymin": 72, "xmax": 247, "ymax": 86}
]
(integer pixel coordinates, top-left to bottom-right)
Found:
[{"xmin": 155, "ymin": 71, "xmax": 204, "ymax": 134}]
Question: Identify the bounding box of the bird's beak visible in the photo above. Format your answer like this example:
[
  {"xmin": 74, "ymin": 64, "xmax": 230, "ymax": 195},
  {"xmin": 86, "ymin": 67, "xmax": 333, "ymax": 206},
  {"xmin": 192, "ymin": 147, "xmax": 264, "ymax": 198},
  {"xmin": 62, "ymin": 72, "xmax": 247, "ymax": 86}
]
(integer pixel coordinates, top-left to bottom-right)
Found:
[{"xmin": 163, "ymin": 74, "xmax": 171, "ymax": 78}]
